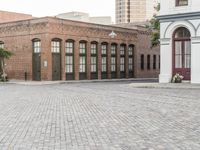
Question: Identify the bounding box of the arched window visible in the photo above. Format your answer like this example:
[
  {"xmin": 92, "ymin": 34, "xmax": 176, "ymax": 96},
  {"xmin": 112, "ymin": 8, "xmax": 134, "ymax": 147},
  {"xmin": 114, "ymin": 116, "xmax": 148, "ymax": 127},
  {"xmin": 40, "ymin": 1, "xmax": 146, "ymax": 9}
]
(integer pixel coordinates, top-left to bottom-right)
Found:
[
  {"xmin": 32, "ymin": 39, "xmax": 41, "ymax": 81},
  {"xmin": 79, "ymin": 41, "xmax": 87, "ymax": 80},
  {"xmin": 65, "ymin": 39, "xmax": 75, "ymax": 80},
  {"xmin": 120, "ymin": 44, "xmax": 126, "ymax": 78},
  {"xmin": 51, "ymin": 39, "xmax": 61, "ymax": 53},
  {"xmin": 111, "ymin": 43, "xmax": 117, "ymax": 78},
  {"xmin": 101, "ymin": 42, "xmax": 108, "ymax": 79},
  {"xmin": 51, "ymin": 38, "xmax": 61, "ymax": 80},
  {"xmin": 173, "ymin": 27, "xmax": 191, "ymax": 80},
  {"xmin": 91, "ymin": 41, "xmax": 98, "ymax": 79},
  {"xmin": 174, "ymin": 27, "xmax": 190, "ymax": 38},
  {"xmin": 32, "ymin": 39, "xmax": 41, "ymax": 53}
]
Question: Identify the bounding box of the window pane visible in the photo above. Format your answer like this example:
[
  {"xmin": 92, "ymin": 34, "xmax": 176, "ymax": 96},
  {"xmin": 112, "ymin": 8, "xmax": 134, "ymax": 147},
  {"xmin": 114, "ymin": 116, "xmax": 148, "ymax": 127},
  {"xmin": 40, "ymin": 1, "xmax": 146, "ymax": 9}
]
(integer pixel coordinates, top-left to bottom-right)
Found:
[
  {"xmin": 185, "ymin": 55, "xmax": 191, "ymax": 68},
  {"xmin": 111, "ymin": 45, "xmax": 116, "ymax": 55},
  {"xmin": 79, "ymin": 56, "xmax": 86, "ymax": 72},
  {"xmin": 177, "ymin": 0, "xmax": 188, "ymax": 6},
  {"xmin": 120, "ymin": 57, "xmax": 125, "ymax": 71},
  {"xmin": 33, "ymin": 41, "xmax": 41, "ymax": 53},
  {"xmin": 80, "ymin": 43, "xmax": 86, "ymax": 54},
  {"xmin": 101, "ymin": 44, "xmax": 107, "ymax": 55},
  {"xmin": 128, "ymin": 46, "xmax": 133, "ymax": 55},
  {"xmin": 120, "ymin": 45, "xmax": 125, "ymax": 55},
  {"xmin": 175, "ymin": 27, "xmax": 190, "ymax": 38},
  {"xmin": 111, "ymin": 57, "xmax": 116, "ymax": 72},
  {"xmin": 128, "ymin": 58, "xmax": 133, "ymax": 71},
  {"xmin": 175, "ymin": 41, "xmax": 182, "ymax": 55},
  {"xmin": 66, "ymin": 41, "xmax": 73, "ymax": 53},
  {"xmin": 91, "ymin": 43, "xmax": 97, "ymax": 54},
  {"xmin": 0, "ymin": 43, "xmax": 4, "ymax": 49},
  {"xmin": 185, "ymin": 41, "xmax": 191, "ymax": 55},
  {"xmin": 102, "ymin": 57, "xmax": 107, "ymax": 72},
  {"xmin": 51, "ymin": 41, "xmax": 60, "ymax": 53},
  {"xmin": 65, "ymin": 56, "xmax": 73, "ymax": 73},
  {"xmin": 175, "ymin": 55, "xmax": 182, "ymax": 68}
]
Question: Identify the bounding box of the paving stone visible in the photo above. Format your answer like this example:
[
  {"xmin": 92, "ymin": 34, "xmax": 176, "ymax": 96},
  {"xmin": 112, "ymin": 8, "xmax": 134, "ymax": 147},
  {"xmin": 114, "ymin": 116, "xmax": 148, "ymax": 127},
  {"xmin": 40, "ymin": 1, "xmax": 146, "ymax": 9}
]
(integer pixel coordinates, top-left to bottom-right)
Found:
[{"xmin": 0, "ymin": 82, "xmax": 200, "ymax": 149}]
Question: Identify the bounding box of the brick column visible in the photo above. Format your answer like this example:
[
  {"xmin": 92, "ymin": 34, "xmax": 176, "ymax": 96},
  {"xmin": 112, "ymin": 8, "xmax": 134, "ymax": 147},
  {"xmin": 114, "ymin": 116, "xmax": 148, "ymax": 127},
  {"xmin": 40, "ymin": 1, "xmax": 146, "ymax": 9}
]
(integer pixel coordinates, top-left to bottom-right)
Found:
[
  {"xmin": 134, "ymin": 44, "xmax": 139, "ymax": 78},
  {"xmin": 61, "ymin": 39, "xmax": 66, "ymax": 80},
  {"xmin": 125, "ymin": 44, "xmax": 129, "ymax": 78},
  {"xmin": 74, "ymin": 41, "xmax": 79, "ymax": 80},
  {"xmin": 107, "ymin": 43, "xmax": 111, "ymax": 79},
  {"xmin": 87, "ymin": 41, "xmax": 91, "ymax": 80},
  {"xmin": 40, "ymin": 35, "xmax": 51, "ymax": 81},
  {"xmin": 98, "ymin": 43, "xmax": 102, "ymax": 79},
  {"xmin": 116, "ymin": 44, "xmax": 120, "ymax": 79},
  {"xmin": 44, "ymin": 36, "xmax": 52, "ymax": 81}
]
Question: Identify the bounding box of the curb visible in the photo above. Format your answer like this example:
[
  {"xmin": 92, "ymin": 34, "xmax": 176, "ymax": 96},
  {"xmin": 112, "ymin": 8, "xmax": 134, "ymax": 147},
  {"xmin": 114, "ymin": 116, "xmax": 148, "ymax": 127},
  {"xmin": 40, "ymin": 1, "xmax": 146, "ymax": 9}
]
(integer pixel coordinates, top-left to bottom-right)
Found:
[{"xmin": 6, "ymin": 78, "xmax": 158, "ymax": 85}]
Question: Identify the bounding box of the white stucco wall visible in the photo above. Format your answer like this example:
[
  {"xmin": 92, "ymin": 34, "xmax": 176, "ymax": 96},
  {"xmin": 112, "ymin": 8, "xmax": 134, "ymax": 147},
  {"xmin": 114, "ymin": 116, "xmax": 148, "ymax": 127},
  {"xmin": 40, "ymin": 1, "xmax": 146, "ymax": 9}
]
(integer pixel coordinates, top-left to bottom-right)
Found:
[
  {"xmin": 159, "ymin": 0, "xmax": 200, "ymax": 83},
  {"xmin": 160, "ymin": 0, "xmax": 200, "ymax": 16}
]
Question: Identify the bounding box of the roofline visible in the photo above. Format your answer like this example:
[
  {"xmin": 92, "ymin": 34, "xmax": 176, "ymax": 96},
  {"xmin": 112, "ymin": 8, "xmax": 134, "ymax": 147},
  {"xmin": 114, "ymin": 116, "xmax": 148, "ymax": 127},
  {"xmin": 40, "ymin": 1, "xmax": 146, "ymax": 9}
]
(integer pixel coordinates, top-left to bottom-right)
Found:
[
  {"xmin": 0, "ymin": 10, "xmax": 32, "ymax": 16},
  {"xmin": 0, "ymin": 16, "xmax": 139, "ymax": 32}
]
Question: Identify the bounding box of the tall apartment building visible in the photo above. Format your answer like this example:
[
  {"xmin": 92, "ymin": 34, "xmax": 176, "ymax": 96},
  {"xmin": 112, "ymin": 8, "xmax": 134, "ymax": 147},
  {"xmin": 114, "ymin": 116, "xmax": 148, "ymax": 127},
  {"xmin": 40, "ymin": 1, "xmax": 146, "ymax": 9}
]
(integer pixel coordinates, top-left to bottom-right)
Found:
[{"xmin": 115, "ymin": 0, "xmax": 159, "ymax": 24}]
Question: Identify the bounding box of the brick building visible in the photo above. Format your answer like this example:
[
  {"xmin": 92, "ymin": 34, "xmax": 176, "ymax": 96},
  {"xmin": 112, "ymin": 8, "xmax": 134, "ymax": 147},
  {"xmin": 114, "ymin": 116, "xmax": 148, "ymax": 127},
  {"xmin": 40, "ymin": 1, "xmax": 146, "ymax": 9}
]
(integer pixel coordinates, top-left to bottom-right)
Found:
[
  {"xmin": 0, "ymin": 10, "xmax": 33, "ymax": 23},
  {"xmin": 0, "ymin": 16, "xmax": 159, "ymax": 81}
]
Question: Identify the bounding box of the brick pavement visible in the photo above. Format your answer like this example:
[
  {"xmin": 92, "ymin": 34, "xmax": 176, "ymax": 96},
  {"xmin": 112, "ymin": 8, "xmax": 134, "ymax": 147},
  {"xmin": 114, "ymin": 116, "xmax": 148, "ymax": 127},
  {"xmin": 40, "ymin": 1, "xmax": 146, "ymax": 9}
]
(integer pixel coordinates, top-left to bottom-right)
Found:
[{"xmin": 0, "ymin": 82, "xmax": 200, "ymax": 150}]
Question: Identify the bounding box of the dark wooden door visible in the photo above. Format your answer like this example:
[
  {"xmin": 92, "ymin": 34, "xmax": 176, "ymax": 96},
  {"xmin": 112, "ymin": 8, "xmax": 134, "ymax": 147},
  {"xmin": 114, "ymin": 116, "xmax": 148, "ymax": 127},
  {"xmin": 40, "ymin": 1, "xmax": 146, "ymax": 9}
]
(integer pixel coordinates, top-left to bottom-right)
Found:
[
  {"xmin": 52, "ymin": 53, "xmax": 61, "ymax": 80},
  {"xmin": 32, "ymin": 53, "xmax": 41, "ymax": 81},
  {"xmin": 173, "ymin": 40, "xmax": 191, "ymax": 80}
]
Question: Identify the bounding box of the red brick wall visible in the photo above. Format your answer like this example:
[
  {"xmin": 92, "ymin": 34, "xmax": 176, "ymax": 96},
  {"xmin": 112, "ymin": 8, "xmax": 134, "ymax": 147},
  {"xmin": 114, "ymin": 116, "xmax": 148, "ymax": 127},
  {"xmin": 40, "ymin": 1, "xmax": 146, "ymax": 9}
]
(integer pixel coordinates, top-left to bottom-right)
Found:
[
  {"xmin": 0, "ymin": 11, "xmax": 33, "ymax": 23},
  {"xmin": 135, "ymin": 30, "xmax": 160, "ymax": 78},
  {"xmin": 0, "ymin": 17, "xmax": 160, "ymax": 80}
]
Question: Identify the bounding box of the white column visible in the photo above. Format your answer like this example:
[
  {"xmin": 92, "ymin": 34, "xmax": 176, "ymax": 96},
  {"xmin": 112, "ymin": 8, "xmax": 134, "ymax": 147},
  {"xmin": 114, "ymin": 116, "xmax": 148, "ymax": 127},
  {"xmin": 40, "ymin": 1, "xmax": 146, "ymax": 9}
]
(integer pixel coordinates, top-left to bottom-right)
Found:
[
  {"xmin": 191, "ymin": 38, "xmax": 200, "ymax": 84},
  {"xmin": 159, "ymin": 38, "xmax": 172, "ymax": 83}
]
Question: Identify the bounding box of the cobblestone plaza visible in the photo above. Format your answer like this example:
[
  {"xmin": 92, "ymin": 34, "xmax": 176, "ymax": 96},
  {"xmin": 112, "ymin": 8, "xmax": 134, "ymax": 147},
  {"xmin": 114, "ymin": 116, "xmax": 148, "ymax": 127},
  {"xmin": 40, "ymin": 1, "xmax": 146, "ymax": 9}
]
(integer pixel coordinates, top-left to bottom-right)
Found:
[{"xmin": 0, "ymin": 82, "xmax": 200, "ymax": 150}]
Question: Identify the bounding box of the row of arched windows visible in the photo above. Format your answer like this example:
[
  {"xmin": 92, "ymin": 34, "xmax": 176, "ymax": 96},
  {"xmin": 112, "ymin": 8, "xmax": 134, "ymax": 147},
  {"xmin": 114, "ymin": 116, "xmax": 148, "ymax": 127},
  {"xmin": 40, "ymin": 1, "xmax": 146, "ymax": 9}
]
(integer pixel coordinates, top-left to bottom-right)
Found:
[{"xmin": 33, "ymin": 38, "xmax": 135, "ymax": 79}]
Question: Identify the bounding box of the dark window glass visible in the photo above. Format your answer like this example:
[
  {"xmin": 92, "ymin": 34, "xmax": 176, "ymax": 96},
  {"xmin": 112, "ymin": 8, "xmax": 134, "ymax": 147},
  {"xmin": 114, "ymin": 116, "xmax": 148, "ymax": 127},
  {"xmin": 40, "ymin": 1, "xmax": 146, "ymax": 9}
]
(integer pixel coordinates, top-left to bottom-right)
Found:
[
  {"xmin": 147, "ymin": 55, "xmax": 150, "ymax": 70},
  {"xmin": 153, "ymin": 55, "xmax": 156, "ymax": 69},
  {"xmin": 141, "ymin": 54, "xmax": 144, "ymax": 70}
]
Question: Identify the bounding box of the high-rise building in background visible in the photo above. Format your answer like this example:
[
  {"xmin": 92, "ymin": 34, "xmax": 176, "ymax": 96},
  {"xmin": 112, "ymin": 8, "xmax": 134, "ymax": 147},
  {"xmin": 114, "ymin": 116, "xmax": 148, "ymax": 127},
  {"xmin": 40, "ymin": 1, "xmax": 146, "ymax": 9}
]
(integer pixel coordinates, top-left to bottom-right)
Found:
[
  {"xmin": 56, "ymin": 12, "xmax": 112, "ymax": 25},
  {"xmin": 115, "ymin": 0, "xmax": 159, "ymax": 24}
]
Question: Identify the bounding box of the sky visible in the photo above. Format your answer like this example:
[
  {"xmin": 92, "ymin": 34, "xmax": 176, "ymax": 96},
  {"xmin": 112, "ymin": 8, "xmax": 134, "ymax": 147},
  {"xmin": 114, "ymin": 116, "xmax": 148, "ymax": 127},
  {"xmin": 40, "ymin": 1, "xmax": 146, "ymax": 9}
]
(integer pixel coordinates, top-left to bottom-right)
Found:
[{"xmin": 0, "ymin": 0, "xmax": 115, "ymax": 21}]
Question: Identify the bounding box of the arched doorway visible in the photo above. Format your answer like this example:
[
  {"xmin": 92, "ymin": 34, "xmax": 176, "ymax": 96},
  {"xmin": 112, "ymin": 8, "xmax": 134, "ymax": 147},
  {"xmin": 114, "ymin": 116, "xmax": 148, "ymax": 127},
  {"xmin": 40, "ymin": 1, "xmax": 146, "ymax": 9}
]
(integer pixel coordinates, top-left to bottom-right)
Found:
[
  {"xmin": 173, "ymin": 27, "xmax": 191, "ymax": 80},
  {"xmin": 51, "ymin": 38, "xmax": 61, "ymax": 81}
]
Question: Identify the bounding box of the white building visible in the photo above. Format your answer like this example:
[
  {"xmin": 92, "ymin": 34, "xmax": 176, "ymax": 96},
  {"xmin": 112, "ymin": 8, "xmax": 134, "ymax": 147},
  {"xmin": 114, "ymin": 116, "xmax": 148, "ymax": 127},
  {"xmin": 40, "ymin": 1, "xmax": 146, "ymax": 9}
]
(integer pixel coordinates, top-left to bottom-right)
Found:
[
  {"xmin": 158, "ymin": 0, "xmax": 200, "ymax": 83},
  {"xmin": 56, "ymin": 12, "xmax": 112, "ymax": 25}
]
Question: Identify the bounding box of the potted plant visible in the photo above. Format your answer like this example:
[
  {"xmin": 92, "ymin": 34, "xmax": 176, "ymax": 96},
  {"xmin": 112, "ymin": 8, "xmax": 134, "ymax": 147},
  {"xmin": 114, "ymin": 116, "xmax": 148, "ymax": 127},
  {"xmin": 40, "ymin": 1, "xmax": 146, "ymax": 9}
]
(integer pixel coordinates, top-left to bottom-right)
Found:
[{"xmin": 171, "ymin": 73, "xmax": 184, "ymax": 83}]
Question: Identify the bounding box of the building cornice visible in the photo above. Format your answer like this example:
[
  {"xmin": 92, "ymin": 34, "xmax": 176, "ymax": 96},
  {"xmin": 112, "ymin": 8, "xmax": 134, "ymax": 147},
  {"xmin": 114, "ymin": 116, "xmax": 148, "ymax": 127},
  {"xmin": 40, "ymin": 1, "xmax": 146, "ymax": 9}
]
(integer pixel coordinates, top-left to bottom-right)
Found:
[{"xmin": 157, "ymin": 11, "xmax": 200, "ymax": 22}]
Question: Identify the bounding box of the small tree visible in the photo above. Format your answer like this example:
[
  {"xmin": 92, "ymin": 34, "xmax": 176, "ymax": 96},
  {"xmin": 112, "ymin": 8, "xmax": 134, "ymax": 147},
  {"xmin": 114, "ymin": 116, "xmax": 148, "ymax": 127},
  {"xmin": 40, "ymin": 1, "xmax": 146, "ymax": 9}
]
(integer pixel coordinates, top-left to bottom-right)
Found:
[
  {"xmin": 0, "ymin": 48, "xmax": 13, "ymax": 81},
  {"xmin": 149, "ymin": 3, "xmax": 160, "ymax": 47}
]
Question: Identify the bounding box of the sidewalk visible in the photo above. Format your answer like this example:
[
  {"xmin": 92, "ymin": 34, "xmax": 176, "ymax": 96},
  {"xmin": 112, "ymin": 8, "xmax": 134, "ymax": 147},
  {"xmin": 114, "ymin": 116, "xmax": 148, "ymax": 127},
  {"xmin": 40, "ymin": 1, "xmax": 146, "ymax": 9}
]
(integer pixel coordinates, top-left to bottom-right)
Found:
[
  {"xmin": 129, "ymin": 82, "xmax": 200, "ymax": 89},
  {"xmin": 6, "ymin": 78, "xmax": 158, "ymax": 85}
]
